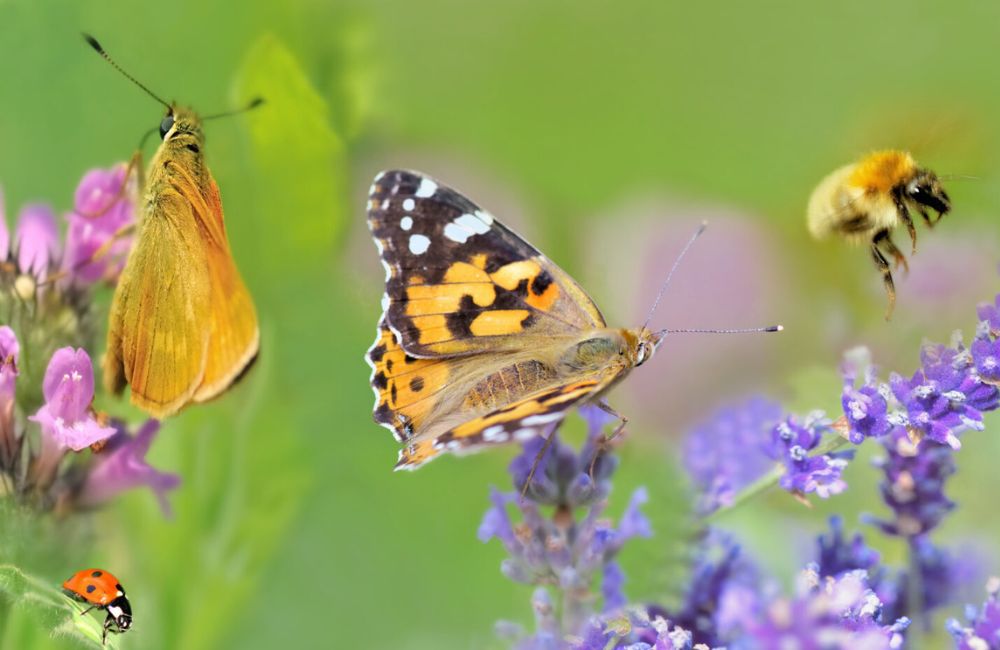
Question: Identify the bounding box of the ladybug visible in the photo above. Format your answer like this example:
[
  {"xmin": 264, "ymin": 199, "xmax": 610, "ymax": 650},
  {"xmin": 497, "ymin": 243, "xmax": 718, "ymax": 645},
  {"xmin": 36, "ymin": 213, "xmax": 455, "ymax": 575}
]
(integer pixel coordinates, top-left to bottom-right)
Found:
[{"xmin": 62, "ymin": 568, "xmax": 132, "ymax": 645}]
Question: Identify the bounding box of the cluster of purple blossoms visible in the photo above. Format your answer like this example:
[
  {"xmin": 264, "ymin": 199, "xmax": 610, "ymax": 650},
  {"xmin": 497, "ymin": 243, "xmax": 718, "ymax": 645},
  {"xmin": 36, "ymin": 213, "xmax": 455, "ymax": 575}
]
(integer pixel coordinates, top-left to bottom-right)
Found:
[
  {"xmin": 479, "ymin": 276, "xmax": 1000, "ymax": 648},
  {"xmin": 0, "ymin": 165, "xmax": 178, "ymax": 516}
]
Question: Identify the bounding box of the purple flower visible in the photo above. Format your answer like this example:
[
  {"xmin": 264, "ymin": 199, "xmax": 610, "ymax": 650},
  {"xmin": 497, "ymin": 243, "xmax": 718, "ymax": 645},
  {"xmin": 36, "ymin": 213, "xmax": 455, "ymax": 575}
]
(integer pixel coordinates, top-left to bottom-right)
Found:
[
  {"xmin": 682, "ymin": 397, "xmax": 782, "ymax": 514},
  {"xmin": 841, "ymin": 347, "xmax": 893, "ymax": 443},
  {"xmin": 866, "ymin": 428, "xmax": 955, "ymax": 538},
  {"xmin": 478, "ymin": 487, "xmax": 517, "ymax": 548},
  {"xmin": 979, "ymin": 294, "xmax": 1000, "ymax": 337},
  {"xmin": 972, "ymin": 324, "xmax": 1000, "ymax": 385},
  {"xmin": 948, "ymin": 578, "xmax": 1000, "ymax": 649},
  {"xmin": 78, "ymin": 419, "xmax": 180, "ymax": 517},
  {"xmin": 764, "ymin": 413, "xmax": 853, "ymax": 498},
  {"xmin": 817, "ymin": 516, "xmax": 883, "ymax": 583},
  {"xmin": 29, "ymin": 347, "xmax": 115, "ymax": 451},
  {"xmin": 15, "ymin": 203, "xmax": 59, "ymax": 279},
  {"xmin": 665, "ymin": 530, "xmax": 759, "ymax": 647},
  {"xmin": 572, "ymin": 609, "xmax": 702, "ymax": 650},
  {"xmin": 741, "ymin": 567, "xmax": 909, "ymax": 649},
  {"xmin": 0, "ymin": 325, "xmax": 18, "ymax": 405},
  {"xmin": 62, "ymin": 164, "xmax": 135, "ymax": 284},
  {"xmin": 0, "ymin": 326, "xmax": 19, "ymax": 467}
]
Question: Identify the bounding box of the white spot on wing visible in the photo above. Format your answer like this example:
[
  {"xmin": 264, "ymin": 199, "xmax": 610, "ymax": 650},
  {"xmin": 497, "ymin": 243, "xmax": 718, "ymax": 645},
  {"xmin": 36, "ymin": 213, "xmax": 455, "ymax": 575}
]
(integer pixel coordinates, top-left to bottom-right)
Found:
[
  {"xmin": 443, "ymin": 223, "xmax": 471, "ymax": 243},
  {"xmin": 513, "ymin": 428, "xmax": 538, "ymax": 441},
  {"xmin": 456, "ymin": 213, "xmax": 490, "ymax": 234},
  {"xmin": 374, "ymin": 171, "xmax": 386, "ymax": 182},
  {"xmin": 400, "ymin": 216, "xmax": 413, "ymax": 231},
  {"xmin": 381, "ymin": 293, "xmax": 390, "ymax": 311},
  {"xmin": 475, "ymin": 209, "xmax": 495, "ymax": 225},
  {"xmin": 368, "ymin": 183, "xmax": 378, "ymax": 197},
  {"xmin": 415, "ymin": 178, "xmax": 438, "ymax": 198},
  {"xmin": 403, "ymin": 198, "xmax": 416, "ymax": 211},
  {"xmin": 522, "ymin": 412, "xmax": 563, "ymax": 426},
  {"xmin": 409, "ymin": 234, "xmax": 431, "ymax": 254},
  {"xmin": 482, "ymin": 425, "xmax": 509, "ymax": 442}
]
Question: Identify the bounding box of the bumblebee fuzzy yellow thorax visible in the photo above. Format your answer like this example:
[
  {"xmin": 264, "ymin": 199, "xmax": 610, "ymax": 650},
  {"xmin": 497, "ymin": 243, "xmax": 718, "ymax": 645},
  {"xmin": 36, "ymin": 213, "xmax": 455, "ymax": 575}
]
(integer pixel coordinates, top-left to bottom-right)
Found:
[{"xmin": 847, "ymin": 150, "xmax": 918, "ymax": 194}]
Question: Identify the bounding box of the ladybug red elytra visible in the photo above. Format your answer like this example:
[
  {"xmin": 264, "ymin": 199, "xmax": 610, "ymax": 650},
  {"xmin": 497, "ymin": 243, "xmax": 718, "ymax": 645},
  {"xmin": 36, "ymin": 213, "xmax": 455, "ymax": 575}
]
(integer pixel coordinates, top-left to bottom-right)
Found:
[{"xmin": 62, "ymin": 568, "xmax": 132, "ymax": 645}]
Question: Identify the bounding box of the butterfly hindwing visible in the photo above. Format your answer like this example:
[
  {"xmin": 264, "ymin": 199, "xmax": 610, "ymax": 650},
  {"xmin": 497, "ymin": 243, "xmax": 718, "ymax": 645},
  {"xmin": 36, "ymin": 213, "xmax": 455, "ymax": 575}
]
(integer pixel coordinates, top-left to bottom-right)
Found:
[
  {"xmin": 368, "ymin": 170, "xmax": 606, "ymax": 358},
  {"xmin": 395, "ymin": 378, "xmax": 607, "ymax": 469}
]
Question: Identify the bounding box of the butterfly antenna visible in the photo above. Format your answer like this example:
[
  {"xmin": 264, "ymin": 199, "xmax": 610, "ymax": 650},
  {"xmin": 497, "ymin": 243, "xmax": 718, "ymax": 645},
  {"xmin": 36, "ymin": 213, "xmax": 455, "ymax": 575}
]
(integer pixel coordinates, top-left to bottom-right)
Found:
[
  {"xmin": 658, "ymin": 325, "xmax": 783, "ymax": 336},
  {"xmin": 202, "ymin": 97, "xmax": 266, "ymax": 122},
  {"xmin": 641, "ymin": 221, "xmax": 707, "ymax": 331},
  {"xmin": 82, "ymin": 33, "xmax": 171, "ymax": 109}
]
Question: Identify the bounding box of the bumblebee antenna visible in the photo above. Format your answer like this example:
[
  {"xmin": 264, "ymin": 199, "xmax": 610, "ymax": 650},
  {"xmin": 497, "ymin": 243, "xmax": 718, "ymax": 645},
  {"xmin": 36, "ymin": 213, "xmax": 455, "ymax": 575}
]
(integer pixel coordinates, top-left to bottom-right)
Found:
[
  {"xmin": 82, "ymin": 33, "xmax": 170, "ymax": 110},
  {"xmin": 202, "ymin": 97, "xmax": 266, "ymax": 122},
  {"xmin": 641, "ymin": 221, "xmax": 707, "ymax": 331},
  {"xmin": 938, "ymin": 173, "xmax": 980, "ymax": 182}
]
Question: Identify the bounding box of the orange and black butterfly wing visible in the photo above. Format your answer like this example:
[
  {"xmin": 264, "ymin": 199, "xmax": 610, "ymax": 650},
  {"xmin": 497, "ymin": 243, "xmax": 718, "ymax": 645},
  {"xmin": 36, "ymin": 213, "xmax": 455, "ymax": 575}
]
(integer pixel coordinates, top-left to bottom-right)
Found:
[
  {"xmin": 396, "ymin": 377, "xmax": 608, "ymax": 469},
  {"xmin": 104, "ymin": 188, "xmax": 210, "ymax": 417},
  {"xmin": 174, "ymin": 167, "xmax": 259, "ymax": 403},
  {"xmin": 367, "ymin": 170, "xmax": 606, "ymax": 359}
]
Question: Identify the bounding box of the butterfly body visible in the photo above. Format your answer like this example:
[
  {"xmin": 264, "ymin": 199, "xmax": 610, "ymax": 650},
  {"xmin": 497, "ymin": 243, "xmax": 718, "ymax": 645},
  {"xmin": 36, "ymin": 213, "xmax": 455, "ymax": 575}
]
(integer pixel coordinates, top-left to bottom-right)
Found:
[
  {"xmin": 366, "ymin": 170, "xmax": 661, "ymax": 469},
  {"xmin": 104, "ymin": 106, "xmax": 259, "ymax": 417}
]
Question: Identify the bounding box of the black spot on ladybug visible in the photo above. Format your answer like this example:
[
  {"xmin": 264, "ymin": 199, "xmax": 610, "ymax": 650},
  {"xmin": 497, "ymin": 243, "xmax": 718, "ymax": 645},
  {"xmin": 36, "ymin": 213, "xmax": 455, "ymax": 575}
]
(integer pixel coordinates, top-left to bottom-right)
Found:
[
  {"xmin": 373, "ymin": 371, "xmax": 388, "ymax": 390},
  {"xmin": 91, "ymin": 571, "xmax": 103, "ymax": 578},
  {"xmin": 531, "ymin": 272, "xmax": 553, "ymax": 296},
  {"xmin": 410, "ymin": 376, "xmax": 425, "ymax": 392},
  {"xmin": 86, "ymin": 585, "xmax": 96, "ymax": 594},
  {"xmin": 369, "ymin": 344, "xmax": 386, "ymax": 363}
]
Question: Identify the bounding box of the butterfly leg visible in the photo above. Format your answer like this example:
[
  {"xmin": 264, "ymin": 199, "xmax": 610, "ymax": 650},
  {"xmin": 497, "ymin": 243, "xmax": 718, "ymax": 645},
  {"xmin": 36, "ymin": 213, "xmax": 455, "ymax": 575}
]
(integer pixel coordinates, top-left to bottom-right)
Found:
[
  {"xmin": 589, "ymin": 401, "xmax": 629, "ymax": 478},
  {"xmin": 75, "ymin": 151, "xmax": 144, "ymax": 219},
  {"xmin": 871, "ymin": 231, "xmax": 896, "ymax": 321},
  {"xmin": 519, "ymin": 428, "xmax": 558, "ymax": 502}
]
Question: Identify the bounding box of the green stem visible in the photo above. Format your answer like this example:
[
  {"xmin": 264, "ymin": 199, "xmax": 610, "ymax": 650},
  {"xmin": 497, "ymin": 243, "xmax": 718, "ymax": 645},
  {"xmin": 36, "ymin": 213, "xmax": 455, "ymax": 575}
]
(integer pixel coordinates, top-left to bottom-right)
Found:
[
  {"xmin": 907, "ymin": 540, "xmax": 925, "ymax": 648},
  {"xmin": 701, "ymin": 435, "xmax": 852, "ymax": 525}
]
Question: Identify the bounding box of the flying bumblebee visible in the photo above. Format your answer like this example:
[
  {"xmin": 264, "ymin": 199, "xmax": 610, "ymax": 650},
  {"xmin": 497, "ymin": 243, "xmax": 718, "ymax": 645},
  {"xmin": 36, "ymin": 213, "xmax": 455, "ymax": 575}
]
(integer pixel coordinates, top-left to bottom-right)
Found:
[{"xmin": 807, "ymin": 150, "xmax": 951, "ymax": 320}]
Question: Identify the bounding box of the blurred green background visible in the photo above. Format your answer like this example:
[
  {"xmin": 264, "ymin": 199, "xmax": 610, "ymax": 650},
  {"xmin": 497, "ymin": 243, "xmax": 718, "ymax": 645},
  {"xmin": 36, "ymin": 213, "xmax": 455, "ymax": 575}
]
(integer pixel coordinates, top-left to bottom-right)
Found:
[{"xmin": 1, "ymin": 0, "xmax": 1000, "ymax": 647}]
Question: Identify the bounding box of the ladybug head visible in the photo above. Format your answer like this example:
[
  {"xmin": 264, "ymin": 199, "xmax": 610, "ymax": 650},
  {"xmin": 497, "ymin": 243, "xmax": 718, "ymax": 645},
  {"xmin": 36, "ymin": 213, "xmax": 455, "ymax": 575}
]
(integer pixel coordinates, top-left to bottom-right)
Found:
[{"xmin": 107, "ymin": 596, "xmax": 132, "ymax": 632}]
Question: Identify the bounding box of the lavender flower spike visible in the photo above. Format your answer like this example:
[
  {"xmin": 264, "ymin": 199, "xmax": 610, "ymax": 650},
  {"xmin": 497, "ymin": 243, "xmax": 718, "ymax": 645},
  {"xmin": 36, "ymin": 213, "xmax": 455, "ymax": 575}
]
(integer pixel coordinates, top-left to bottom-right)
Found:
[
  {"xmin": 841, "ymin": 347, "xmax": 892, "ymax": 443},
  {"xmin": 79, "ymin": 419, "xmax": 180, "ymax": 517},
  {"xmin": 765, "ymin": 412, "xmax": 854, "ymax": 498},
  {"xmin": 29, "ymin": 347, "xmax": 115, "ymax": 451},
  {"xmin": 947, "ymin": 577, "xmax": 1000, "ymax": 650}
]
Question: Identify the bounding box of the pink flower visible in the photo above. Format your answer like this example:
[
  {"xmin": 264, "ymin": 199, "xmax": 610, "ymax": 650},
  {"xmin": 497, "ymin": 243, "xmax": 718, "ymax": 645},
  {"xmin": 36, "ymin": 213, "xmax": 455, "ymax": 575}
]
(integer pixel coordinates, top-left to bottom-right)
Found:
[
  {"xmin": 79, "ymin": 420, "xmax": 180, "ymax": 518},
  {"xmin": 15, "ymin": 204, "xmax": 59, "ymax": 279},
  {"xmin": 62, "ymin": 164, "xmax": 136, "ymax": 284},
  {"xmin": 29, "ymin": 347, "xmax": 114, "ymax": 451}
]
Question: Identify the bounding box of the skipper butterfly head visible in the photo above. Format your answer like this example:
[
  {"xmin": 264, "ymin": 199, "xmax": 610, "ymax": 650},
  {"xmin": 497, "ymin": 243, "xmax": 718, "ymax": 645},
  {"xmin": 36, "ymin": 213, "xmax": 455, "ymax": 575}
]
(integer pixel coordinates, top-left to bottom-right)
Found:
[
  {"xmin": 159, "ymin": 106, "xmax": 204, "ymax": 154},
  {"xmin": 633, "ymin": 327, "xmax": 665, "ymax": 367}
]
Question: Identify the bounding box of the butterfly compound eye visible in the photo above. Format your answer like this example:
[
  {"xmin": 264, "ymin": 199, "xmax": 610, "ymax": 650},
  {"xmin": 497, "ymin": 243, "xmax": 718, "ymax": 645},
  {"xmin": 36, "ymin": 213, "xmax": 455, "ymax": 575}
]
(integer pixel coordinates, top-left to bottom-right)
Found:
[{"xmin": 159, "ymin": 114, "xmax": 175, "ymax": 140}]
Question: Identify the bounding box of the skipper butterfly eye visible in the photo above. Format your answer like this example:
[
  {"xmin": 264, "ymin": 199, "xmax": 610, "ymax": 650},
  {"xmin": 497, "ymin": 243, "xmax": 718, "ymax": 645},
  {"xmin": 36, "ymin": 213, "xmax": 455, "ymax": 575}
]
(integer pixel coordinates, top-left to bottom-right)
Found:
[{"xmin": 159, "ymin": 114, "xmax": 175, "ymax": 139}]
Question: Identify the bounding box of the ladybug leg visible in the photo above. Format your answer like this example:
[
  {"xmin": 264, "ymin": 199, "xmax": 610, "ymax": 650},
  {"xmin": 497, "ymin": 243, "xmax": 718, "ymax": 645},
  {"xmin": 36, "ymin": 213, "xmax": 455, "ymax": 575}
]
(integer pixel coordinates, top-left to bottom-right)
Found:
[
  {"xmin": 103, "ymin": 614, "xmax": 115, "ymax": 645},
  {"xmin": 79, "ymin": 604, "xmax": 98, "ymax": 616}
]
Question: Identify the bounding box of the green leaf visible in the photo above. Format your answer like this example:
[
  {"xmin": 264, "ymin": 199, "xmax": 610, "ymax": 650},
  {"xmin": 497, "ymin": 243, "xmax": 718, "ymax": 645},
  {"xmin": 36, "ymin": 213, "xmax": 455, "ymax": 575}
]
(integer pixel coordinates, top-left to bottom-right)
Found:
[
  {"xmin": 0, "ymin": 565, "xmax": 114, "ymax": 649},
  {"xmin": 230, "ymin": 33, "xmax": 347, "ymax": 258}
]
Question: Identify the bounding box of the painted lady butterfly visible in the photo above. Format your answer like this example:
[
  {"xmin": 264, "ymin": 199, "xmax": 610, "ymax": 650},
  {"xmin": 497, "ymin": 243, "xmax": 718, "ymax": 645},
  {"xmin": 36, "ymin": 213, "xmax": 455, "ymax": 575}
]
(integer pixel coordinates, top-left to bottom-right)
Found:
[{"xmin": 365, "ymin": 170, "xmax": 671, "ymax": 470}]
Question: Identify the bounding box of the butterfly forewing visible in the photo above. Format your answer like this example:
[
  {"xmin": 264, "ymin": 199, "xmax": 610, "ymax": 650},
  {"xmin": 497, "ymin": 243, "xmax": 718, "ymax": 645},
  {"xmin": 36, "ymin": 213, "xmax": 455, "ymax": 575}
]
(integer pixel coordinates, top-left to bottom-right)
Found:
[
  {"xmin": 367, "ymin": 170, "xmax": 606, "ymax": 359},
  {"xmin": 366, "ymin": 170, "xmax": 640, "ymax": 469}
]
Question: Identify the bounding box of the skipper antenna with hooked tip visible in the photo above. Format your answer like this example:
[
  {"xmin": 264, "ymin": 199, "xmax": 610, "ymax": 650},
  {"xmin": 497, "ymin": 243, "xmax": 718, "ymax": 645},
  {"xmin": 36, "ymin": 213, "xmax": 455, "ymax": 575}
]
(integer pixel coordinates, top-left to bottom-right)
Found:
[
  {"xmin": 202, "ymin": 97, "xmax": 266, "ymax": 122},
  {"xmin": 641, "ymin": 220, "xmax": 708, "ymax": 331},
  {"xmin": 82, "ymin": 33, "xmax": 171, "ymax": 109}
]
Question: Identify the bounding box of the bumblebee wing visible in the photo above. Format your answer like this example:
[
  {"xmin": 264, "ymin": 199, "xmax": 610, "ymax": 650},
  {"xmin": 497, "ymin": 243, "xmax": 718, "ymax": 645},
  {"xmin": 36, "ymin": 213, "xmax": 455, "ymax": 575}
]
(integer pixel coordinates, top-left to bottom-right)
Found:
[
  {"xmin": 171, "ymin": 168, "xmax": 259, "ymax": 402},
  {"xmin": 104, "ymin": 188, "xmax": 211, "ymax": 418}
]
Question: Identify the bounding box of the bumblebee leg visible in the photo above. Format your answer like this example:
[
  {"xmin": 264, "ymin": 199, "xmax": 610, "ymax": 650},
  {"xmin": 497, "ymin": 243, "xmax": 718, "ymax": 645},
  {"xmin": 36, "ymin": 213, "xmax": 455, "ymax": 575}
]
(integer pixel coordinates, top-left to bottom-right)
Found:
[
  {"xmin": 872, "ymin": 231, "xmax": 896, "ymax": 321},
  {"xmin": 892, "ymin": 190, "xmax": 918, "ymax": 253},
  {"xmin": 879, "ymin": 232, "xmax": 909, "ymax": 275}
]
